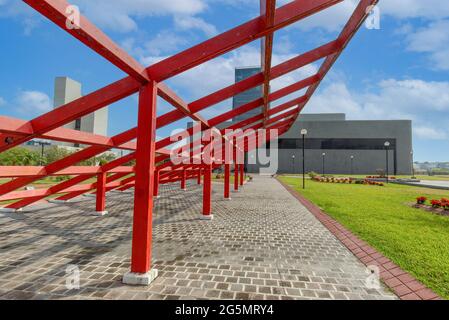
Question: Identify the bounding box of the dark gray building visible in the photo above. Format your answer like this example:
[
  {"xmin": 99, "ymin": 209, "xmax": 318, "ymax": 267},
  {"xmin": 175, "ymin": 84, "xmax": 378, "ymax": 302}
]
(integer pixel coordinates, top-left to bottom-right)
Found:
[
  {"xmin": 246, "ymin": 113, "xmax": 413, "ymax": 175},
  {"xmin": 231, "ymin": 68, "xmax": 413, "ymax": 175},
  {"xmin": 233, "ymin": 67, "xmax": 263, "ymax": 122}
]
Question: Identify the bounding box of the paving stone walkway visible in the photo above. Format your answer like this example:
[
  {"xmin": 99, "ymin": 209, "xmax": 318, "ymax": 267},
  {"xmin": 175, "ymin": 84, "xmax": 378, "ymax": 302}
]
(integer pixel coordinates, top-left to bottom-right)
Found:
[{"xmin": 0, "ymin": 175, "xmax": 397, "ymax": 300}]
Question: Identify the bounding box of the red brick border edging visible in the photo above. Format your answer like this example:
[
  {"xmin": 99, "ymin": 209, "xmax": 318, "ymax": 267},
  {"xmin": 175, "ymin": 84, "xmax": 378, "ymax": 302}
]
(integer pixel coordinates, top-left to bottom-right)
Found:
[{"xmin": 276, "ymin": 178, "xmax": 442, "ymax": 301}]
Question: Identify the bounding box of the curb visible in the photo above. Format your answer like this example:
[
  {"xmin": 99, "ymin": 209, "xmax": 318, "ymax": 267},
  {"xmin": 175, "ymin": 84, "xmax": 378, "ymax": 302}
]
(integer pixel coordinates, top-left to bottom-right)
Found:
[{"xmin": 276, "ymin": 178, "xmax": 442, "ymax": 301}]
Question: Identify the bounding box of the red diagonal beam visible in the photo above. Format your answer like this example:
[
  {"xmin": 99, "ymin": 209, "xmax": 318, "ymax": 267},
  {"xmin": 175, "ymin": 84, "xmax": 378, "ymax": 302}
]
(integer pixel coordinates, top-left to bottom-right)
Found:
[
  {"xmin": 23, "ymin": 0, "xmax": 150, "ymax": 83},
  {"xmin": 3, "ymin": 102, "xmax": 303, "ymax": 206},
  {"xmin": 0, "ymin": 39, "xmax": 337, "ymax": 155},
  {"xmin": 147, "ymin": 0, "xmax": 342, "ymax": 81},
  {"xmin": 0, "ymin": 128, "xmax": 137, "ymax": 196},
  {"xmin": 5, "ymin": 0, "xmax": 340, "ymax": 155},
  {"xmin": 297, "ymin": 0, "xmax": 379, "ymax": 117},
  {"xmin": 158, "ymin": 83, "xmax": 210, "ymax": 128},
  {"xmin": 260, "ymin": 0, "xmax": 276, "ymax": 127},
  {"xmin": 0, "ymin": 66, "xmax": 319, "ymax": 203},
  {"xmin": 189, "ymin": 40, "xmax": 339, "ymax": 114},
  {"xmin": 0, "ymin": 166, "xmax": 133, "ymax": 178},
  {"xmin": 0, "ymin": 116, "xmax": 136, "ymax": 150}
]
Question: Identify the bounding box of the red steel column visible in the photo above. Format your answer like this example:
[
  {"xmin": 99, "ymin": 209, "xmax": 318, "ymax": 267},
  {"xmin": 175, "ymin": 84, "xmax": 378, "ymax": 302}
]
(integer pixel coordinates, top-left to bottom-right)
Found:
[
  {"xmin": 240, "ymin": 163, "xmax": 245, "ymax": 186},
  {"xmin": 201, "ymin": 164, "xmax": 213, "ymax": 220},
  {"xmin": 153, "ymin": 169, "xmax": 160, "ymax": 198},
  {"xmin": 224, "ymin": 163, "xmax": 231, "ymax": 199},
  {"xmin": 197, "ymin": 168, "xmax": 202, "ymax": 185},
  {"xmin": 181, "ymin": 169, "xmax": 187, "ymax": 190},
  {"xmin": 234, "ymin": 163, "xmax": 239, "ymax": 192},
  {"xmin": 124, "ymin": 81, "xmax": 158, "ymax": 284},
  {"xmin": 95, "ymin": 172, "xmax": 107, "ymax": 215}
]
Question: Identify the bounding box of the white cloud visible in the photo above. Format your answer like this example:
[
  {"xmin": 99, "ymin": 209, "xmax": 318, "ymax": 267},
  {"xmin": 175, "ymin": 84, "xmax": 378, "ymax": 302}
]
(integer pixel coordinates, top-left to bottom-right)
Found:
[
  {"xmin": 0, "ymin": 97, "xmax": 5, "ymax": 107},
  {"xmin": 380, "ymin": 0, "xmax": 449, "ymax": 20},
  {"xmin": 15, "ymin": 91, "xmax": 52, "ymax": 115},
  {"xmin": 276, "ymin": 0, "xmax": 449, "ymax": 34},
  {"xmin": 415, "ymin": 126, "xmax": 447, "ymax": 140},
  {"xmin": 1, "ymin": 0, "xmax": 211, "ymax": 34},
  {"xmin": 71, "ymin": 0, "xmax": 208, "ymax": 33},
  {"xmin": 405, "ymin": 20, "xmax": 449, "ymax": 70},
  {"xmin": 306, "ymin": 78, "xmax": 449, "ymax": 140},
  {"xmin": 174, "ymin": 16, "xmax": 218, "ymax": 37}
]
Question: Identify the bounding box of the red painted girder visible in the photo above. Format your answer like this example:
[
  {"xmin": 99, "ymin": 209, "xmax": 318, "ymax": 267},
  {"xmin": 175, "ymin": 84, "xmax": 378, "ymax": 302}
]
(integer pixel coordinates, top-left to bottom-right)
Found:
[
  {"xmin": 208, "ymin": 76, "xmax": 313, "ymax": 128},
  {"xmin": 0, "ymin": 116, "xmax": 136, "ymax": 150},
  {"xmin": 158, "ymin": 83, "xmax": 210, "ymax": 128},
  {"xmin": 269, "ymin": 96, "xmax": 307, "ymax": 116},
  {"xmin": 163, "ymin": 106, "xmax": 299, "ymax": 169},
  {"xmin": 298, "ymin": 0, "xmax": 379, "ymax": 119},
  {"xmin": 23, "ymin": 0, "xmax": 150, "ymax": 83},
  {"xmin": 0, "ymin": 77, "xmax": 140, "ymax": 153},
  {"xmin": 260, "ymin": 0, "xmax": 276, "ymax": 126},
  {"xmin": 6, "ymin": 156, "xmax": 137, "ymax": 207},
  {"xmin": 0, "ymin": 39, "xmax": 336, "ymax": 155},
  {"xmin": 56, "ymin": 153, "xmax": 166, "ymax": 202},
  {"xmin": 270, "ymin": 40, "xmax": 340, "ymax": 78},
  {"xmin": 0, "ymin": 166, "xmax": 133, "ymax": 178},
  {"xmin": 0, "ymin": 127, "xmax": 139, "ymax": 196},
  {"xmin": 1, "ymin": 178, "xmax": 126, "ymax": 203},
  {"xmin": 146, "ymin": 0, "xmax": 342, "ymax": 81},
  {"xmin": 268, "ymin": 75, "xmax": 319, "ymax": 102},
  {"xmin": 8, "ymin": 0, "xmax": 340, "ymax": 155},
  {"xmin": 266, "ymin": 107, "xmax": 300, "ymax": 126},
  {"xmin": 189, "ymin": 40, "xmax": 339, "ymax": 115}
]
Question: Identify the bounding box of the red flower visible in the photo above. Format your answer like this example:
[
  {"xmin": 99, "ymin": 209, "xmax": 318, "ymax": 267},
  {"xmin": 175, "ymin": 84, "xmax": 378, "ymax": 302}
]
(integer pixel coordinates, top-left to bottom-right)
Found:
[
  {"xmin": 431, "ymin": 200, "xmax": 442, "ymax": 208},
  {"xmin": 416, "ymin": 196, "xmax": 427, "ymax": 204}
]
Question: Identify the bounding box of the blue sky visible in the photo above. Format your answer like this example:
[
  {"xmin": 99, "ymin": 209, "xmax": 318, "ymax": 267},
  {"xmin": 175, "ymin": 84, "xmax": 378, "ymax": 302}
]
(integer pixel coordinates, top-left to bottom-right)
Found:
[{"xmin": 0, "ymin": 0, "xmax": 448, "ymax": 162}]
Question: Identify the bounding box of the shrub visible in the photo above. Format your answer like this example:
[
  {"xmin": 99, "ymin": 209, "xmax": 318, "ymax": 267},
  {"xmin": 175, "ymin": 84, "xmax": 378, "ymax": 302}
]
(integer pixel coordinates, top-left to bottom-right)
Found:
[
  {"xmin": 308, "ymin": 171, "xmax": 319, "ymax": 179},
  {"xmin": 416, "ymin": 197, "xmax": 427, "ymax": 205}
]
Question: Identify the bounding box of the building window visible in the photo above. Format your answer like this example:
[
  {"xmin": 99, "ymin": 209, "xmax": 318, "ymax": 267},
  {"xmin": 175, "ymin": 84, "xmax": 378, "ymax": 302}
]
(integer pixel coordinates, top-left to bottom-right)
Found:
[
  {"xmin": 75, "ymin": 118, "xmax": 81, "ymax": 131},
  {"xmin": 277, "ymin": 138, "xmax": 397, "ymax": 150}
]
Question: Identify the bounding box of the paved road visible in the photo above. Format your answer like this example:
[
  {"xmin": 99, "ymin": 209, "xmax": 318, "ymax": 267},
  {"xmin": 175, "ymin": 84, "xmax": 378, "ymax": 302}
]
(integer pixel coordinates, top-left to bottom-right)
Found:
[
  {"xmin": 0, "ymin": 176, "xmax": 396, "ymax": 300},
  {"xmin": 398, "ymin": 180, "xmax": 449, "ymax": 190}
]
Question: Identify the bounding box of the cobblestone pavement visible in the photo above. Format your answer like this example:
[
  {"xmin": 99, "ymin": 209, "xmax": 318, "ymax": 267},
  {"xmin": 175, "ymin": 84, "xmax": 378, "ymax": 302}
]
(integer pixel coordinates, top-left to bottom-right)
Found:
[{"xmin": 0, "ymin": 175, "xmax": 397, "ymax": 300}]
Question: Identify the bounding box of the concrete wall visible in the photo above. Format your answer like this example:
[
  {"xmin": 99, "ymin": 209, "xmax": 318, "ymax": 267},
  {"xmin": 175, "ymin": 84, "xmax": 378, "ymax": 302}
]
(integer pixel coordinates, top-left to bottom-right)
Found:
[
  {"xmin": 54, "ymin": 77, "xmax": 109, "ymax": 146},
  {"xmin": 247, "ymin": 117, "xmax": 413, "ymax": 175}
]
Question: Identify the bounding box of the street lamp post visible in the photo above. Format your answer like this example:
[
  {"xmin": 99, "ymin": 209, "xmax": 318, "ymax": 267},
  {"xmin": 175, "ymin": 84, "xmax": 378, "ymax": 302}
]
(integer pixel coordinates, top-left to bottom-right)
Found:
[
  {"xmin": 291, "ymin": 155, "xmax": 296, "ymax": 174},
  {"xmin": 36, "ymin": 141, "xmax": 51, "ymax": 166},
  {"xmin": 350, "ymin": 155, "xmax": 354, "ymax": 176},
  {"xmin": 322, "ymin": 153, "xmax": 326, "ymax": 176},
  {"xmin": 384, "ymin": 141, "xmax": 391, "ymax": 183},
  {"xmin": 301, "ymin": 129, "xmax": 308, "ymax": 189}
]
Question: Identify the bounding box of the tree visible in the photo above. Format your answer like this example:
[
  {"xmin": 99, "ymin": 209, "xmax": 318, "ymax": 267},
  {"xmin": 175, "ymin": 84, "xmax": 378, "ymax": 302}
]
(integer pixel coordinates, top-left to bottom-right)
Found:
[
  {"xmin": 0, "ymin": 147, "xmax": 40, "ymax": 166},
  {"xmin": 44, "ymin": 146, "xmax": 72, "ymax": 165}
]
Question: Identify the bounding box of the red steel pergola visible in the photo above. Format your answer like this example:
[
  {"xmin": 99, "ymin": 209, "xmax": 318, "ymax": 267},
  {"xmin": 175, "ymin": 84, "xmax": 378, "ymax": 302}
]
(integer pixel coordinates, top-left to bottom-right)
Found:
[{"xmin": 0, "ymin": 0, "xmax": 378, "ymax": 284}]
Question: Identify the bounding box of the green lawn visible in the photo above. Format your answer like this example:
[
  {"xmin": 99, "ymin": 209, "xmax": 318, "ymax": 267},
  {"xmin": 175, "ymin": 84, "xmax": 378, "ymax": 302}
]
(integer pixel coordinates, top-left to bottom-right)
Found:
[
  {"xmin": 279, "ymin": 176, "xmax": 449, "ymax": 299},
  {"xmin": 281, "ymin": 174, "xmax": 449, "ymax": 181}
]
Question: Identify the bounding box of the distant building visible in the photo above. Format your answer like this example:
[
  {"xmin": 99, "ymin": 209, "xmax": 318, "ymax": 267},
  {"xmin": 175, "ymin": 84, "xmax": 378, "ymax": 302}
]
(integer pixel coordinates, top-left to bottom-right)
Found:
[
  {"xmin": 231, "ymin": 67, "xmax": 413, "ymax": 175},
  {"xmin": 233, "ymin": 67, "xmax": 263, "ymax": 123},
  {"xmin": 54, "ymin": 77, "xmax": 109, "ymax": 147},
  {"xmin": 23, "ymin": 77, "xmax": 116, "ymax": 160},
  {"xmin": 246, "ymin": 113, "xmax": 413, "ymax": 175}
]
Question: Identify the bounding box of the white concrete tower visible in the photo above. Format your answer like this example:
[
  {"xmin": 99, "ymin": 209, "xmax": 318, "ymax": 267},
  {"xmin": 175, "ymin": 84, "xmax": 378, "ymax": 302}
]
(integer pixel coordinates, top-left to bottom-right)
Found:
[{"xmin": 54, "ymin": 77, "xmax": 109, "ymax": 147}]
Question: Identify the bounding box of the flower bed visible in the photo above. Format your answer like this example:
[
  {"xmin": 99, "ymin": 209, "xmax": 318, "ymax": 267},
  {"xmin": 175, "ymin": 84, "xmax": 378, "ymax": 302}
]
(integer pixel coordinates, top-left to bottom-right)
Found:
[
  {"xmin": 366, "ymin": 175, "xmax": 397, "ymax": 180},
  {"xmin": 311, "ymin": 176, "xmax": 384, "ymax": 186},
  {"xmin": 413, "ymin": 196, "xmax": 449, "ymax": 216}
]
